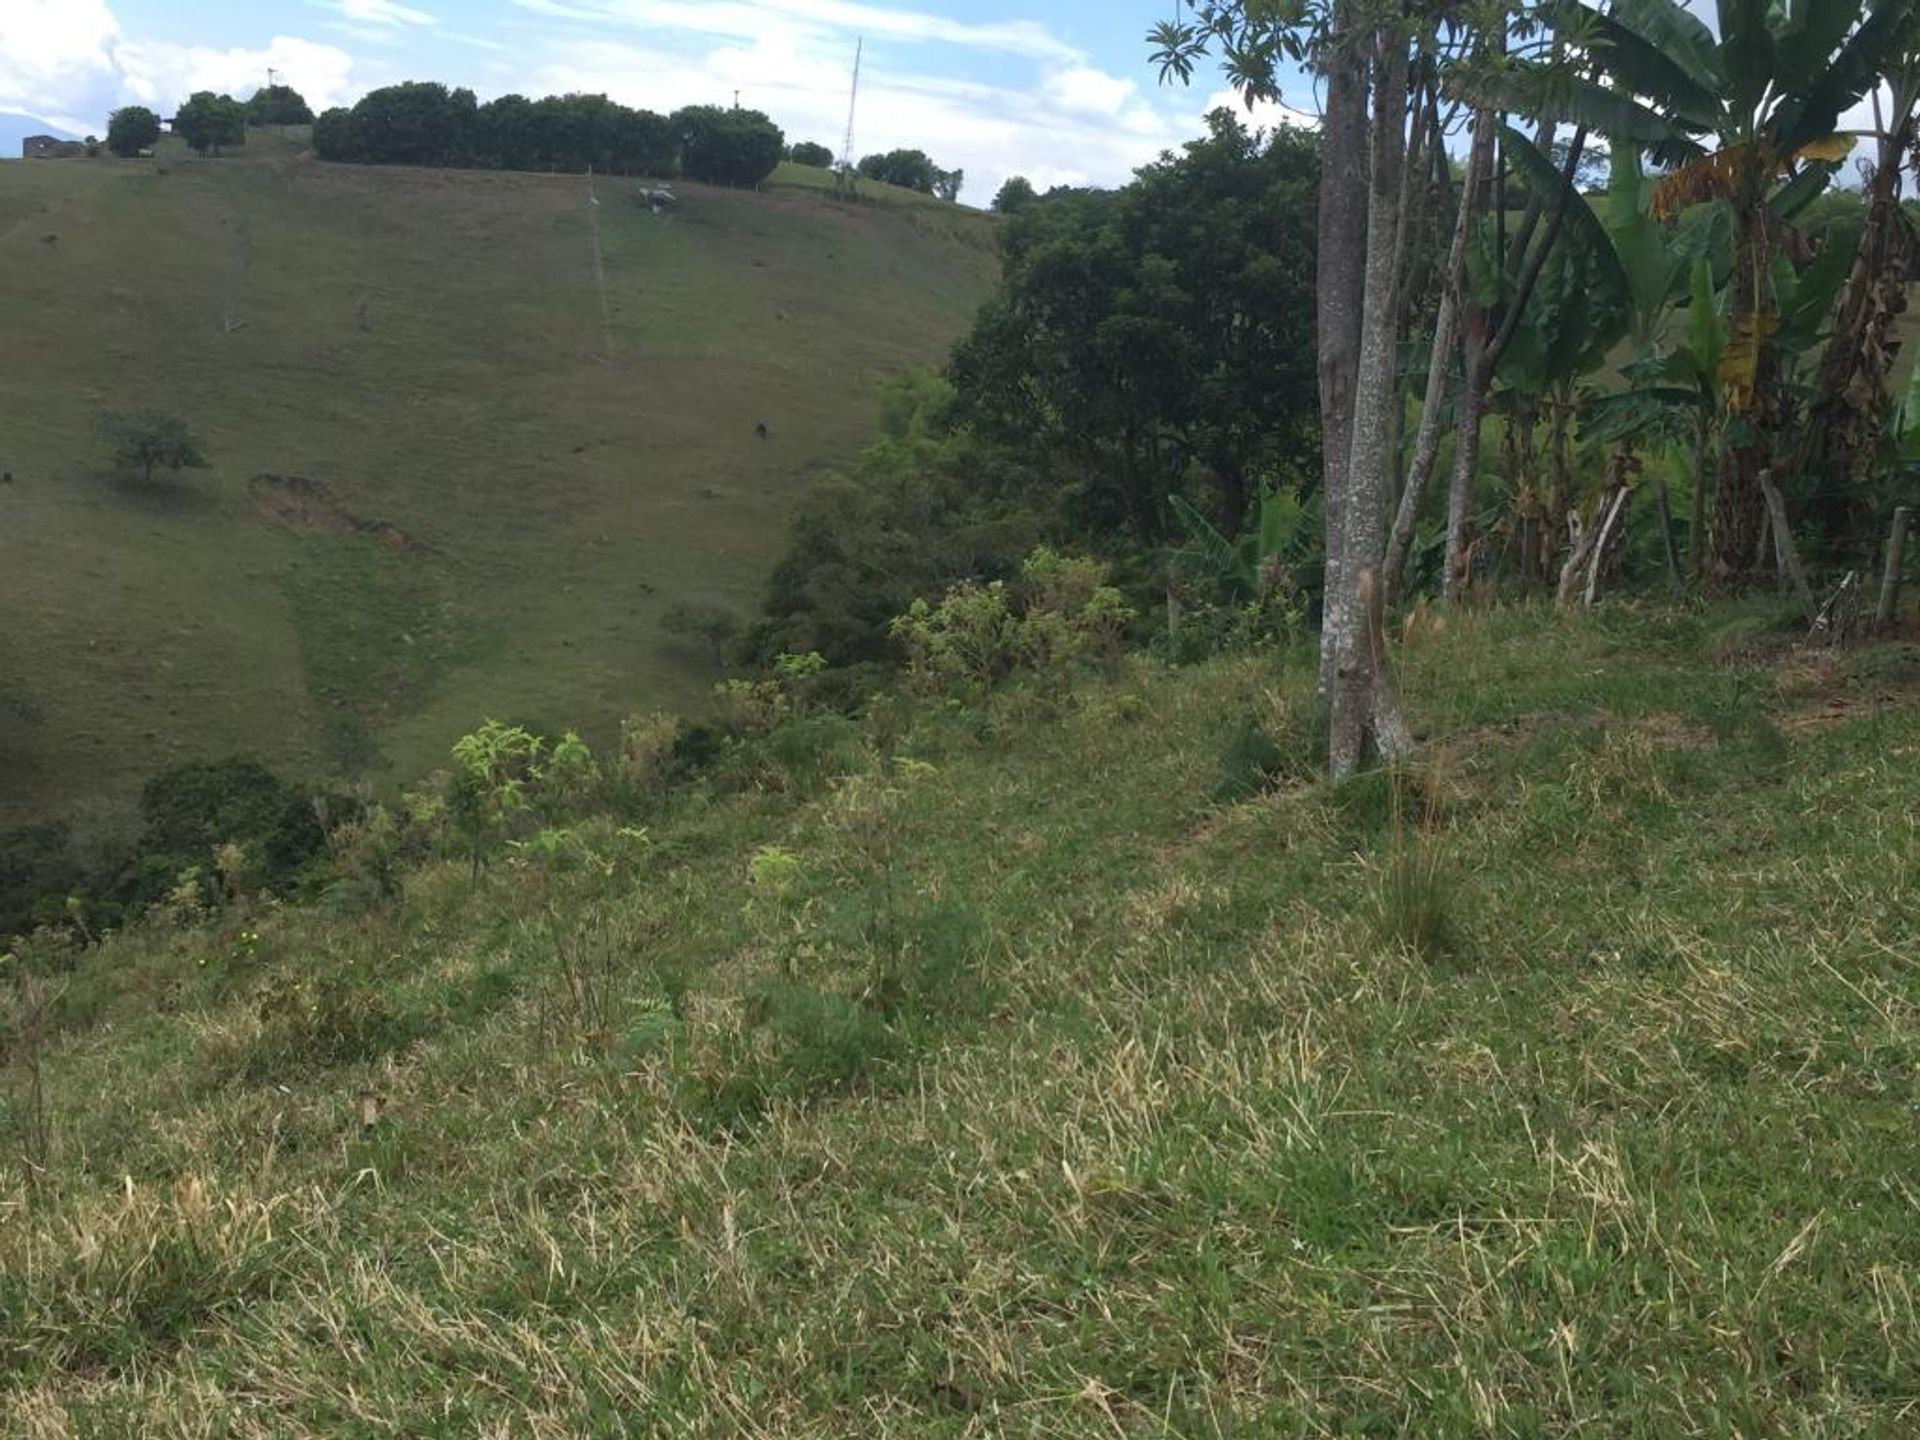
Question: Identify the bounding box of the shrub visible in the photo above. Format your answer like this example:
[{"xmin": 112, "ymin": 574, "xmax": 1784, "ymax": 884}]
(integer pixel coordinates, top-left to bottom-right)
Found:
[
  {"xmin": 660, "ymin": 599, "xmax": 742, "ymax": 665},
  {"xmin": 95, "ymin": 410, "xmax": 209, "ymax": 486},
  {"xmin": 789, "ymin": 140, "xmax": 835, "ymax": 168},
  {"xmin": 673, "ymin": 105, "xmax": 784, "ymax": 186},
  {"xmin": 246, "ymin": 969, "xmax": 416, "ymax": 1078},
  {"xmin": 174, "ymin": 92, "xmax": 247, "ymax": 156},
  {"xmin": 106, "ymin": 106, "xmax": 161, "ymax": 158},
  {"xmin": 889, "ymin": 549, "xmax": 1137, "ymax": 697}
]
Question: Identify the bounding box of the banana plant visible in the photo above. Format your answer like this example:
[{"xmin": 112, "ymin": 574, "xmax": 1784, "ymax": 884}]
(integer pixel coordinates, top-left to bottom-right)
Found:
[
  {"xmin": 1514, "ymin": 0, "xmax": 1920, "ymax": 581},
  {"xmin": 1168, "ymin": 483, "xmax": 1316, "ymax": 603}
]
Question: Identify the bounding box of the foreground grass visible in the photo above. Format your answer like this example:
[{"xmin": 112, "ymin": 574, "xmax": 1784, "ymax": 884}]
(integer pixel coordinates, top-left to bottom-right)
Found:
[{"xmin": 3, "ymin": 604, "xmax": 1918, "ymax": 1435}]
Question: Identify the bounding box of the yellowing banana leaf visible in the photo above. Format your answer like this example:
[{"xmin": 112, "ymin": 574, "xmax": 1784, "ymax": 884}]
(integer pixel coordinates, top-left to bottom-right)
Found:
[
  {"xmin": 1793, "ymin": 134, "xmax": 1856, "ymax": 164},
  {"xmin": 1717, "ymin": 309, "xmax": 1780, "ymax": 411}
]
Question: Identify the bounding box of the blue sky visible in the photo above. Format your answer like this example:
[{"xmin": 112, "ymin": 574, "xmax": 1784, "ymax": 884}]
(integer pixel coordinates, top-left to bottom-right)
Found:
[{"xmin": 0, "ymin": 0, "xmax": 1321, "ymax": 200}]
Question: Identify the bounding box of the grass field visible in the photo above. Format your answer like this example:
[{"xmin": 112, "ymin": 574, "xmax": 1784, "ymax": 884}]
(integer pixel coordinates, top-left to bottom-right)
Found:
[
  {"xmin": 0, "ymin": 137, "xmax": 999, "ymax": 833},
  {"xmin": 2, "ymin": 601, "xmax": 1917, "ymax": 1434}
]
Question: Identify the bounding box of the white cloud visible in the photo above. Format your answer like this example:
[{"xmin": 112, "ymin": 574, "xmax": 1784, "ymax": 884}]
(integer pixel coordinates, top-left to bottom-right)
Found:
[
  {"xmin": 318, "ymin": 0, "xmax": 436, "ymax": 26},
  {"xmin": 1201, "ymin": 87, "xmax": 1321, "ymax": 134},
  {"xmin": 0, "ymin": 0, "xmax": 121, "ymax": 131},
  {"xmin": 115, "ymin": 37, "xmax": 358, "ymax": 114},
  {"xmin": 508, "ymin": 0, "xmax": 1079, "ymax": 62}
]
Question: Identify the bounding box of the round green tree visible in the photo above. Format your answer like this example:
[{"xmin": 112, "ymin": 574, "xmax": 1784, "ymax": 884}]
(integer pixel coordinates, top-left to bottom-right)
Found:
[{"xmin": 106, "ymin": 106, "xmax": 162, "ymax": 158}]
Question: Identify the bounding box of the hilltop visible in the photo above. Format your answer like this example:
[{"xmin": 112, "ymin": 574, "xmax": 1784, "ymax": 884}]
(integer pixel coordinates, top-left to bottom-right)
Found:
[
  {"xmin": 3, "ymin": 601, "xmax": 1917, "ymax": 1433},
  {"xmin": 0, "ymin": 134, "xmax": 999, "ymax": 832}
]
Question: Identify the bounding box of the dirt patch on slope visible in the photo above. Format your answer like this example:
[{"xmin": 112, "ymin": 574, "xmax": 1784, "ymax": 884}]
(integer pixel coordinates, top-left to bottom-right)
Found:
[{"xmin": 250, "ymin": 474, "xmax": 432, "ymax": 555}]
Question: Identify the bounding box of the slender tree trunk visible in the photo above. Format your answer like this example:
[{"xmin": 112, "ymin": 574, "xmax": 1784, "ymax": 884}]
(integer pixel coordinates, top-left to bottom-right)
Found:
[
  {"xmin": 1710, "ymin": 205, "xmax": 1776, "ymax": 584},
  {"xmin": 1444, "ymin": 126, "xmax": 1588, "ymax": 598},
  {"xmin": 1547, "ymin": 389, "xmax": 1573, "ymax": 568},
  {"xmin": 1329, "ymin": 28, "xmax": 1413, "ymax": 779},
  {"xmin": 1385, "ymin": 108, "xmax": 1492, "ymax": 604},
  {"xmin": 1690, "ymin": 409, "xmax": 1711, "ymax": 581},
  {"xmin": 1316, "ymin": 20, "xmax": 1371, "ymax": 697},
  {"xmin": 1444, "ymin": 327, "xmax": 1490, "ymax": 600}
]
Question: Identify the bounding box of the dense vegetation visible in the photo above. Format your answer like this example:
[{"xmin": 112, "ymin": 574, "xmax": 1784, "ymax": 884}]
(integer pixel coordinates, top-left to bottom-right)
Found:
[{"xmin": 312, "ymin": 84, "xmax": 783, "ymax": 185}]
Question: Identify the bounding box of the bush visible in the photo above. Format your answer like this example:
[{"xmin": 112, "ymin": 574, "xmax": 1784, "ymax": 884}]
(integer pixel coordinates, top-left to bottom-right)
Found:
[
  {"xmin": 105, "ymin": 106, "xmax": 160, "ymax": 158},
  {"xmin": 245, "ymin": 85, "xmax": 313, "ymax": 126},
  {"xmin": 137, "ymin": 758, "xmax": 327, "ymax": 890},
  {"xmin": 0, "ymin": 826, "xmax": 84, "ymax": 941},
  {"xmin": 673, "ymin": 105, "xmax": 784, "ymax": 186},
  {"xmin": 246, "ymin": 970, "xmax": 418, "ymax": 1078},
  {"xmin": 173, "ymin": 92, "xmax": 247, "ymax": 156},
  {"xmin": 660, "ymin": 599, "xmax": 742, "ymax": 665},
  {"xmin": 889, "ymin": 548, "xmax": 1136, "ymax": 697},
  {"xmin": 311, "ymin": 107, "xmax": 357, "ymax": 161},
  {"xmin": 789, "ymin": 140, "xmax": 835, "ymax": 168},
  {"xmin": 95, "ymin": 410, "xmax": 209, "ymax": 486}
]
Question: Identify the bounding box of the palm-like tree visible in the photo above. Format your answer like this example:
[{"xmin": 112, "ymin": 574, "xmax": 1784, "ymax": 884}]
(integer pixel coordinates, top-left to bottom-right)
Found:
[{"xmin": 1534, "ymin": 0, "xmax": 1919, "ymax": 582}]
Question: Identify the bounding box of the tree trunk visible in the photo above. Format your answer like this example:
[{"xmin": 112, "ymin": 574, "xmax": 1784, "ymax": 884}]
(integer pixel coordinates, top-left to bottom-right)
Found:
[
  {"xmin": 1316, "ymin": 20, "xmax": 1371, "ymax": 696},
  {"xmin": 1803, "ymin": 106, "xmax": 1915, "ymax": 556},
  {"xmin": 1443, "ymin": 329, "xmax": 1490, "ymax": 601},
  {"xmin": 1690, "ymin": 410, "xmax": 1711, "ymax": 582},
  {"xmin": 1329, "ymin": 28, "xmax": 1413, "ymax": 780},
  {"xmin": 1710, "ymin": 207, "xmax": 1776, "ymax": 584},
  {"xmin": 1385, "ymin": 107, "xmax": 1492, "ymax": 605}
]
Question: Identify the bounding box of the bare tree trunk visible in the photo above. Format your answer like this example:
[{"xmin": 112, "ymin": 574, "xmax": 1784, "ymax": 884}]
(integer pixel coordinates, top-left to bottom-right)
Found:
[
  {"xmin": 1316, "ymin": 22, "xmax": 1371, "ymax": 697},
  {"xmin": 1329, "ymin": 29, "xmax": 1414, "ymax": 780},
  {"xmin": 1445, "ymin": 124, "xmax": 1588, "ymax": 598},
  {"xmin": 1804, "ymin": 94, "xmax": 1915, "ymax": 555},
  {"xmin": 1878, "ymin": 506, "xmax": 1912, "ymax": 628},
  {"xmin": 1443, "ymin": 329, "xmax": 1490, "ymax": 600},
  {"xmin": 1385, "ymin": 108, "xmax": 1492, "ymax": 605},
  {"xmin": 1655, "ymin": 478, "xmax": 1682, "ymax": 592},
  {"xmin": 1759, "ymin": 467, "xmax": 1818, "ymax": 622},
  {"xmin": 1711, "ymin": 204, "xmax": 1777, "ymax": 584}
]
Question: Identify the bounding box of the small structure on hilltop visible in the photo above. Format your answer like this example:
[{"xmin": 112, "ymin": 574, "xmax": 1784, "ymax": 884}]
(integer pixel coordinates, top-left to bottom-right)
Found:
[
  {"xmin": 22, "ymin": 135, "xmax": 86, "ymax": 160},
  {"xmin": 636, "ymin": 184, "xmax": 678, "ymax": 213}
]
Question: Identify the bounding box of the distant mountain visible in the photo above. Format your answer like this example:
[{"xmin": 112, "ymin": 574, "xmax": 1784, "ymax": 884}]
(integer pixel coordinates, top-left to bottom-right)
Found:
[{"xmin": 0, "ymin": 114, "xmax": 81, "ymax": 159}]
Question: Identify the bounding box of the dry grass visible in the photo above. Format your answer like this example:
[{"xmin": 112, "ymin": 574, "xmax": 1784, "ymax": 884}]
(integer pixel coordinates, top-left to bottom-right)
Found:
[{"xmin": 4, "ymin": 602, "xmax": 1918, "ymax": 1433}]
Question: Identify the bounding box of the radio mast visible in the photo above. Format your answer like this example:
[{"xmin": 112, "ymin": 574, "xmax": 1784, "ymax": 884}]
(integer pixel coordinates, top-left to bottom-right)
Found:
[{"xmin": 836, "ymin": 38, "xmax": 863, "ymax": 196}]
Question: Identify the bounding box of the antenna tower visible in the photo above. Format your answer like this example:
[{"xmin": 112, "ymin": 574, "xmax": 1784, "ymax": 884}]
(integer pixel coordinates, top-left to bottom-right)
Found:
[{"xmin": 838, "ymin": 38, "xmax": 863, "ymax": 177}]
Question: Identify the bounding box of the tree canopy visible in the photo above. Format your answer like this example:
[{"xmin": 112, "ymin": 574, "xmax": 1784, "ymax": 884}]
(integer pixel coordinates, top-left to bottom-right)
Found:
[
  {"xmin": 789, "ymin": 140, "xmax": 835, "ymax": 168},
  {"xmin": 106, "ymin": 106, "xmax": 160, "ymax": 158},
  {"xmin": 951, "ymin": 111, "xmax": 1320, "ymax": 541},
  {"xmin": 174, "ymin": 92, "xmax": 247, "ymax": 156},
  {"xmin": 674, "ymin": 106, "xmax": 785, "ymax": 187},
  {"xmin": 246, "ymin": 85, "xmax": 314, "ymax": 126}
]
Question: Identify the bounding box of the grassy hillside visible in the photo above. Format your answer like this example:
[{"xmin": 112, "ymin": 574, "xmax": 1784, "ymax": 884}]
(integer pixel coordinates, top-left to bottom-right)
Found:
[
  {"xmin": 4, "ymin": 603, "xmax": 1917, "ymax": 1434},
  {"xmin": 0, "ymin": 136, "xmax": 998, "ymax": 832}
]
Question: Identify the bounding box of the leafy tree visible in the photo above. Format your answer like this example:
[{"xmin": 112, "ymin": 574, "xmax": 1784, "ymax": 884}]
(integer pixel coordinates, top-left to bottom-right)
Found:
[
  {"xmin": 789, "ymin": 140, "xmax": 835, "ymax": 168},
  {"xmin": 752, "ymin": 372, "xmax": 1055, "ymax": 667},
  {"xmin": 951, "ymin": 111, "xmax": 1320, "ymax": 542},
  {"xmin": 992, "ymin": 176, "xmax": 1037, "ymax": 214},
  {"xmin": 106, "ymin": 106, "xmax": 160, "ymax": 158},
  {"xmin": 674, "ymin": 105, "xmax": 784, "ymax": 186},
  {"xmin": 344, "ymin": 82, "xmax": 477, "ymax": 166},
  {"xmin": 95, "ymin": 410, "xmax": 210, "ymax": 485},
  {"xmin": 661, "ymin": 600, "xmax": 743, "ymax": 665},
  {"xmin": 246, "ymin": 84, "xmax": 314, "ymax": 126},
  {"xmin": 136, "ymin": 757, "xmax": 327, "ymax": 887},
  {"xmin": 934, "ymin": 167, "xmax": 964, "ymax": 203},
  {"xmin": 312, "ymin": 107, "xmax": 357, "ymax": 161},
  {"xmin": 858, "ymin": 148, "xmax": 940, "ymax": 193},
  {"xmin": 174, "ymin": 92, "xmax": 247, "ymax": 156}
]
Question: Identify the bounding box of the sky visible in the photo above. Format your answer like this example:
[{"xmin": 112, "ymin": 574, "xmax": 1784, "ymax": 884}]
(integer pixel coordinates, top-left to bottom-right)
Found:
[{"xmin": 0, "ymin": 0, "xmax": 1322, "ymax": 202}]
